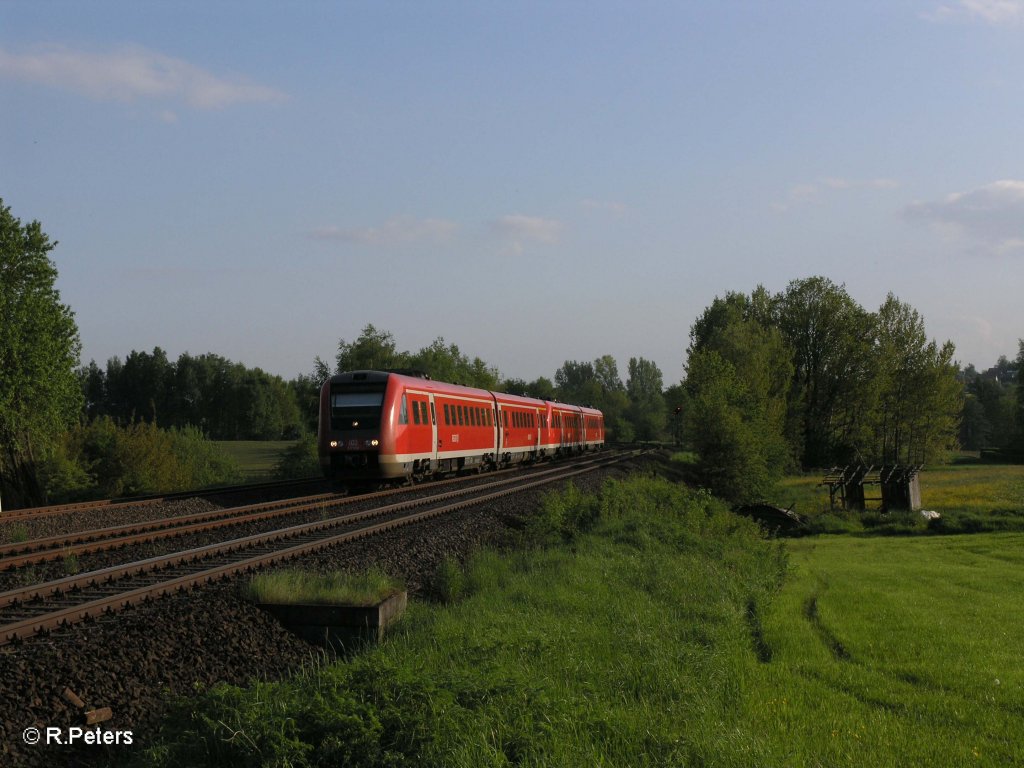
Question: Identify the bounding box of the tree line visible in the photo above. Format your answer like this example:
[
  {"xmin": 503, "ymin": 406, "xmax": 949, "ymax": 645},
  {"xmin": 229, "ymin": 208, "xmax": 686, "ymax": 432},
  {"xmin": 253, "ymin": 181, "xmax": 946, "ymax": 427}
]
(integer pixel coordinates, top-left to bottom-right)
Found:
[
  {"xmin": 959, "ymin": 356, "xmax": 1023, "ymax": 453},
  {"xmin": 79, "ymin": 350, "xmax": 306, "ymax": 440},
  {"xmin": 2, "ymin": 198, "xmax": 1022, "ymax": 508}
]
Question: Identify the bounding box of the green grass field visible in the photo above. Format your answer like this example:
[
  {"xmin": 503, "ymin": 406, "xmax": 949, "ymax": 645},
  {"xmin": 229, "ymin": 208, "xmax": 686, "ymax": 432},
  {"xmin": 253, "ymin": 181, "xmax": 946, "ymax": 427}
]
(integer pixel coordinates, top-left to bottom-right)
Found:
[
  {"xmin": 138, "ymin": 465, "xmax": 1024, "ymax": 766},
  {"xmin": 748, "ymin": 533, "xmax": 1024, "ymax": 765},
  {"xmin": 211, "ymin": 440, "xmax": 299, "ymax": 480},
  {"xmin": 774, "ymin": 462, "xmax": 1024, "ymax": 534}
]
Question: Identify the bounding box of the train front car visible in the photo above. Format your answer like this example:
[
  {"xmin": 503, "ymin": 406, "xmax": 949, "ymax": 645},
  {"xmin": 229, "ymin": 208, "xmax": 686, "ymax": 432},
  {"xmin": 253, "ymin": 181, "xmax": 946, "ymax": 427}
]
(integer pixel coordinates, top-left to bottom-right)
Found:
[{"xmin": 318, "ymin": 370, "xmax": 400, "ymax": 487}]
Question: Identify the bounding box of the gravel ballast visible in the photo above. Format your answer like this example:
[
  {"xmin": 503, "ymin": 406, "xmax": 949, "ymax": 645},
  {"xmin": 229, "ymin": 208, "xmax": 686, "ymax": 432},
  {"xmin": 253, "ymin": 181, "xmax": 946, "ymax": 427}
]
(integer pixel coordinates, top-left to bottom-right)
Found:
[{"xmin": 0, "ymin": 457, "xmax": 647, "ymax": 767}]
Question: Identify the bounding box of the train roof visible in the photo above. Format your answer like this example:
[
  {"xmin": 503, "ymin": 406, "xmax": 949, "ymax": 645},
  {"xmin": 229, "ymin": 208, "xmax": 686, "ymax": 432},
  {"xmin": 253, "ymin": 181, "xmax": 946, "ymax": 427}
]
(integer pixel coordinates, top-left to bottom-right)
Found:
[{"xmin": 328, "ymin": 370, "xmax": 603, "ymax": 416}]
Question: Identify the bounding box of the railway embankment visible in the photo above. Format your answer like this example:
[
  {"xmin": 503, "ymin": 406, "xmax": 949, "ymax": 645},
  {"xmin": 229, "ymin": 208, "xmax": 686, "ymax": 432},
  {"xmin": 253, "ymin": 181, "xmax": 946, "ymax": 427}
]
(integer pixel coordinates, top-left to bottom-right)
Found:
[
  {"xmin": 1, "ymin": 455, "xmax": 648, "ymax": 768},
  {"xmin": 123, "ymin": 467, "xmax": 785, "ymax": 767}
]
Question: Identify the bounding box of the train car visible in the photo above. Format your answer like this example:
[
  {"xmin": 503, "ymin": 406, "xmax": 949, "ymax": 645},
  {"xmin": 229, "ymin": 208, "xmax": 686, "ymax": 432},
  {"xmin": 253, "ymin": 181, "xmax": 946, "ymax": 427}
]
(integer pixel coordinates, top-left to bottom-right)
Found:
[
  {"xmin": 580, "ymin": 405, "xmax": 605, "ymax": 451},
  {"xmin": 492, "ymin": 391, "xmax": 545, "ymax": 465},
  {"xmin": 318, "ymin": 369, "xmax": 604, "ymax": 487}
]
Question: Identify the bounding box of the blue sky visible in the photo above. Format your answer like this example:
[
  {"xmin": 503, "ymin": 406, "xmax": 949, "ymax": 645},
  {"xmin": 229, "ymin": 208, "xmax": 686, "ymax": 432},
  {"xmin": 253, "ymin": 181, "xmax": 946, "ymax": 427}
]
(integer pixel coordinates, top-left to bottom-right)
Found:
[{"xmin": 3, "ymin": 1, "xmax": 1023, "ymax": 385}]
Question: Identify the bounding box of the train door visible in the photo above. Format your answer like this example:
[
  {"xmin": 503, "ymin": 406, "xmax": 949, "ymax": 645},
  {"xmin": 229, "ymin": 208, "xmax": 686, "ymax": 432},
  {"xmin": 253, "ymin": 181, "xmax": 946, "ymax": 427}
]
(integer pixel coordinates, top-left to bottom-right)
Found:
[
  {"xmin": 490, "ymin": 395, "xmax": 501, "ymax": 458},
  {"xmin": 428, "ymin": 393, "xmax": 439, "ymax": 468}
]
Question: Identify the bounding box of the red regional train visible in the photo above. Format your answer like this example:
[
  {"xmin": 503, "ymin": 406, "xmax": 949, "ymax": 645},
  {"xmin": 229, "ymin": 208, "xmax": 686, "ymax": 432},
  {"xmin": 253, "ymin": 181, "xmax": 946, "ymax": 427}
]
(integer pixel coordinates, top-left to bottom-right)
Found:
[{"xmin": 318, "ymin": 370, "xmax": 604, "ymax": 487}]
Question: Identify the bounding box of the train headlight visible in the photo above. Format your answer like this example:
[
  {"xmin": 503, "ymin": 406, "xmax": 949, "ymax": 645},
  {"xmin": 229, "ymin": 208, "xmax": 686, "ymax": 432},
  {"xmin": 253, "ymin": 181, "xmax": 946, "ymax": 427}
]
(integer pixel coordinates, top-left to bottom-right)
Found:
[
  {"xmin": 370, "ymin": 439, "xmax": 379, "ymax": 447},
  {"xmin": 330, "ymin": 440, "xmax": 338, "ymax": 448}
]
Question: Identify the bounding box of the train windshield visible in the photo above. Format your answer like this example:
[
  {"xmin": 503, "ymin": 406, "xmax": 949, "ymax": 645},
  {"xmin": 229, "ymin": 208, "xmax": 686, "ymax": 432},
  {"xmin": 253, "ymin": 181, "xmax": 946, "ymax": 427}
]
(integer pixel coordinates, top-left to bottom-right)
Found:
[{"xmin": 330, "ymin": 385, "xmax": 385, "ymax": 431}]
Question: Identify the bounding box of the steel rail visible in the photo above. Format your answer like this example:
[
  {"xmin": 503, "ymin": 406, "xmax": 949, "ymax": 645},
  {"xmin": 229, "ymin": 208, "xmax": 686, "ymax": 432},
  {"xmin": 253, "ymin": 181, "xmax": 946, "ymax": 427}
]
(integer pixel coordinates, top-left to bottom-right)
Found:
[
  {"xmin": 0, "ymin": 492, "xmax": 342, "ymax": 569},
  {"xmin": 0, "ymin": 451, "xmax": 628, "ymax": 614},
  {"xmin": 0, "ymin": 452, "xmax": 615, "ymax": 569},
  {"xmin": 0, "ymin": 451, "xmax": 631, "ymax": 645},
  {"xmin": 0, "ymin": 477, "xmax": 326, "ymax": 523}
]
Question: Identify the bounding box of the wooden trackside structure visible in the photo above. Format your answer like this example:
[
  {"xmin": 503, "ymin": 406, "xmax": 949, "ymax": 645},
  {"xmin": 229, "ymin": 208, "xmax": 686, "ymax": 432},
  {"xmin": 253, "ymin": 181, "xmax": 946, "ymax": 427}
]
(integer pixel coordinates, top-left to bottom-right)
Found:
[{"xmin": 821, "ymin": 464, "xmax": 922, "ymax": 513}]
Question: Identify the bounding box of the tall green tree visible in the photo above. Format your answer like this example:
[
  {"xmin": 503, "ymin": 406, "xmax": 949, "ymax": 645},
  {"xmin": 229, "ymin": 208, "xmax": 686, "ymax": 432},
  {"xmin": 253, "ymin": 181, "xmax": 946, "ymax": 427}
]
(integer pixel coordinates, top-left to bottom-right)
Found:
[
  {"xmin": 684, "ymin": 349, "xmax": 773, "ymax": 503},
  {"xmin": 0, "ymin": 201, "xmax": 83, "ymax": 507},
  {"xmin": 773, "ymin": 277, "xmax": 876, "ymax": 466},
  {"xmin": 408, "ymin": 337, "xmax": 499, "ymax": 389},
  {"xmin": 685, "ymin": 297, "xmax": 794, "ymax": 496},
  {"xmin": 333, "ymin": 324, "xmax": 408, "ymax": 373},
  {"xmin": 867, "ymin": 295, "xmax": 961, "ymax": 464},
  {"xmin": 554, "ymin": 360, "xmax": 599, "ymax": 404},
  {"xmin": 626, "ymin": 357, "xmax": 666, "ymax": 440}
]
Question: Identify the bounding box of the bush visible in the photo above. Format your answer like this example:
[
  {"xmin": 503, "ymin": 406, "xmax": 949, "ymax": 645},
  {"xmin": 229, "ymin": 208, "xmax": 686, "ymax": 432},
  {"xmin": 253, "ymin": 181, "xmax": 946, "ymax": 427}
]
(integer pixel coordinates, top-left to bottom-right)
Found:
[
  {"xmin": 273, "ymin": 435, "xmax": 319, "ymax": 480},
  {"xmin": 526, "ymin": 482, "xmax": 600, "ymax": 544},
  {"xmin": 40, "ymin": 417, "xmax": 241, "ymax": 501}
]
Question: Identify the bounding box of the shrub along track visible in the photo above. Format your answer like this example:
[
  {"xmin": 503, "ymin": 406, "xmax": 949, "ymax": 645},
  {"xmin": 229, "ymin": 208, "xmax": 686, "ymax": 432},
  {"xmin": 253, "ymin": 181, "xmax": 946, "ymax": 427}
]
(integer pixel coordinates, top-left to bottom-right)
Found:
[{"xmin": 0, "ymin": 451, "xmax": 650, "ymax": 767}]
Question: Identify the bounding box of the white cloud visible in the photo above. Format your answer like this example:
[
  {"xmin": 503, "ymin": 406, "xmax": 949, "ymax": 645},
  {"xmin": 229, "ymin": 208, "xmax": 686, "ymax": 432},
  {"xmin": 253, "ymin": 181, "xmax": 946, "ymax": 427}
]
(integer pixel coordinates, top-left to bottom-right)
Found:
[
  {"xmin": 904, "ymin": 179, "xmax": 1024, "ymax": 254},
  {"xmin": 774, "ymin": 177, "xmax": 899, "ymax": 211},
  {"xmin": 0, "ymin": 44, "xmax": 286, "ymax": 108},
  {"xmin": 925, "ymin": 0, "xmax": 1024, "ymax": 25},
  {"xmin": 311, "ymin": 216, "xmax": 458, "ymax": 246},
  {"xmin": 490, "ymin": 214, "xmax": 562, "ymax": 245}
]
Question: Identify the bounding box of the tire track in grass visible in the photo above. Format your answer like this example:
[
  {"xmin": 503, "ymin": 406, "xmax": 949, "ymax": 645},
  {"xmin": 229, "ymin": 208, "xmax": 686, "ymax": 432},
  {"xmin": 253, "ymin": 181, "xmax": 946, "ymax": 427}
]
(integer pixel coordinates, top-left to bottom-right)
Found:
[{"xmin": 803, "ymin": 593, "xmax": 853, "ymax": 662}]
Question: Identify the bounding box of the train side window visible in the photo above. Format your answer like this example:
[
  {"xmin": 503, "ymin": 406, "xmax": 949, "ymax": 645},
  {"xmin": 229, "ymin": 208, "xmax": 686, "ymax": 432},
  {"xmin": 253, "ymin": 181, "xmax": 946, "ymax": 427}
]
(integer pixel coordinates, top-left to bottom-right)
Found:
[
  {"xmin": 420, "ymin": 401, "xmax": 429, "ymax": 425},
  {"xmin": 430, "ymin": 402, "xmax": 436, "ymax": 425},
  {"xmin": 473, "ymin": 407, "xmax": 479, "ymax": 427},
  {"xmin": 488, "ymin": 409, "xmax": 493, "ymax": 426},
  {"xmin": 443, "ymin": 403, "xmax": 450, "ymax": 425},
  {"xmin": 399, "ymin": 395, "xmax": 409, "ymax": 425},
  {"xmin": 412, "ymin": 400, "xmax": 421, "ymax": 425},
  {"xmin": 503, "ymin": 410, "xmax": 508, "ymax": 427}
]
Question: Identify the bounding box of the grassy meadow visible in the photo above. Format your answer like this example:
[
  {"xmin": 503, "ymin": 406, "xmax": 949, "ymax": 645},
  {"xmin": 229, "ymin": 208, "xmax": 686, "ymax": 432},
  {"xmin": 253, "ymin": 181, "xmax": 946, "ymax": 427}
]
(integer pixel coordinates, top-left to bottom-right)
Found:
[
  {"xmin": 775, "ymin": 461, "xmax": 1024, "ymax": 534},
  {"xmin": 748, "ymin": 533, "xmax": 1024, "ymax": 765},
  {"xmin": 137, "ymin": 462, "xmax": 1024, "ymax": 767},
  {"xmin": 212, "ymin": 440, "xmax": 299, "ymax": 480}
]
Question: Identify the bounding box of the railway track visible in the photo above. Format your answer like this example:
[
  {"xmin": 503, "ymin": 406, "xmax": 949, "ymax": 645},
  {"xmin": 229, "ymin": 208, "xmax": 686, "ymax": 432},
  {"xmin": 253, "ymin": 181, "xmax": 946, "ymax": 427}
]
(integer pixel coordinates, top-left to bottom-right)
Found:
[
  {"xmin": 0, "ymin": 476, "xmax": 326, "ymax": 525},
  {"xmin": 0, "ymin": 450, "xmax": 633, "ymax": 646},
  {"xmin": 0, "ymin": 455, "xmax": 611, "ymax": 572}
]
